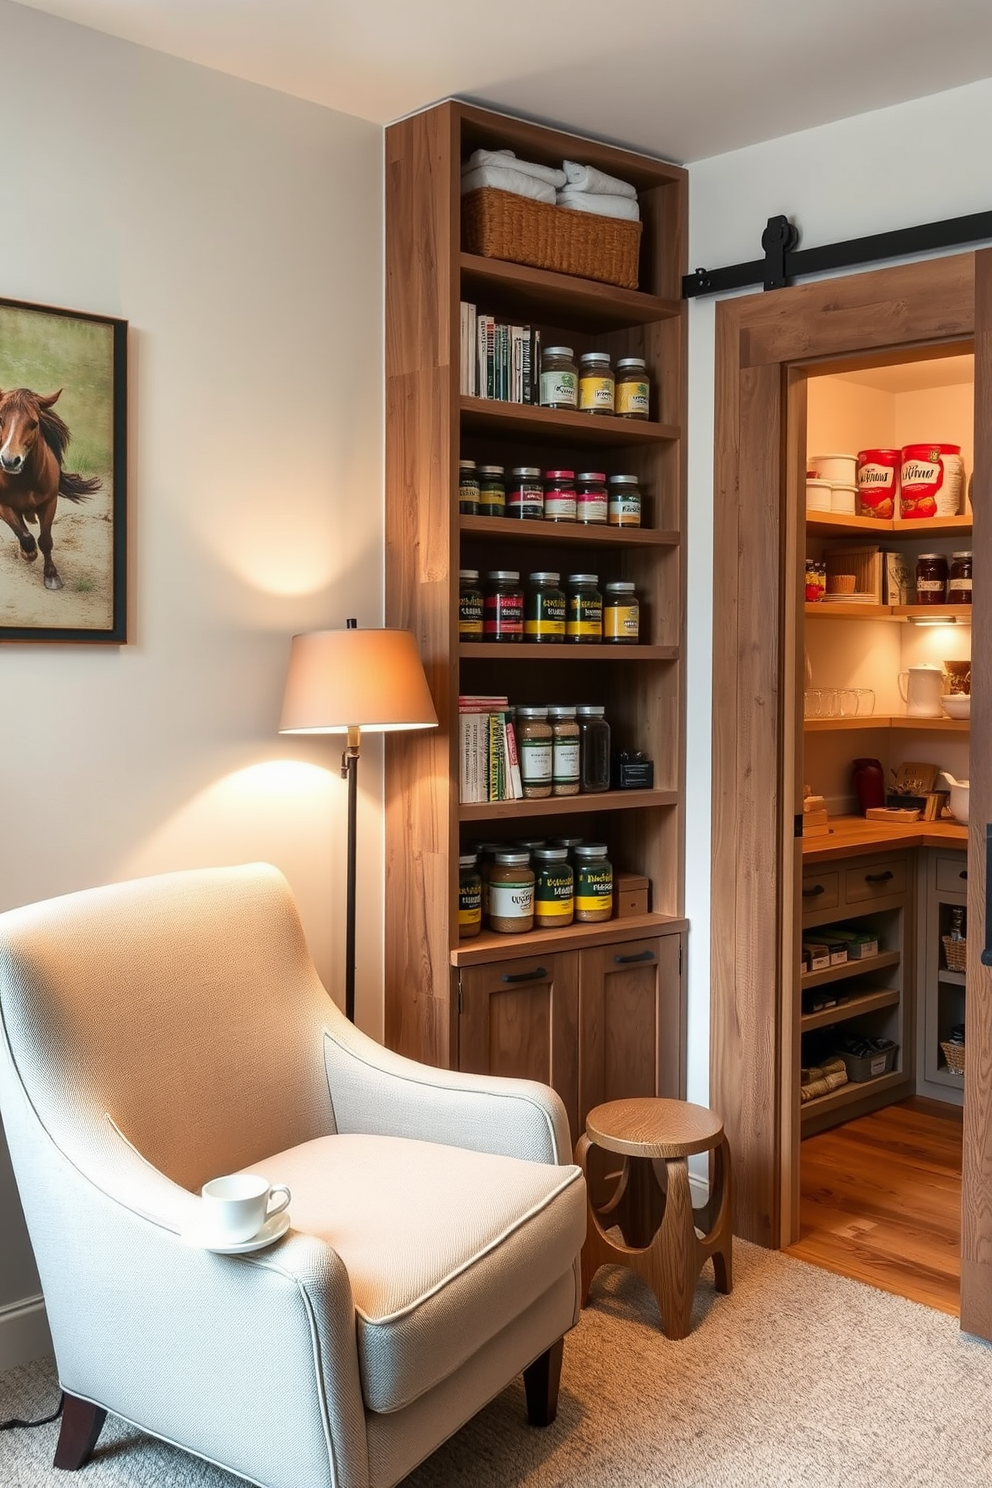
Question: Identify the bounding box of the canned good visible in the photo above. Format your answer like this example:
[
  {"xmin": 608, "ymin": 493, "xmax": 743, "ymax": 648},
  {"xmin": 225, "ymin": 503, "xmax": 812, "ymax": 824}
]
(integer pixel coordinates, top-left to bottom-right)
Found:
[
  {"xmin": 900, "ymin": 444, "xmax": 963, "ymax": 520},
  {"xmin": 856, "ymin": 448, "xmax": 899, "ymax": 520}
]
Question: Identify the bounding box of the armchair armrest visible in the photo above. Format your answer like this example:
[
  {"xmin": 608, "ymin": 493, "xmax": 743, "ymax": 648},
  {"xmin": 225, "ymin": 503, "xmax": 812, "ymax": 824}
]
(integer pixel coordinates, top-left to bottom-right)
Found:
[{"xmin": 322, "ymin": 1021, "xmax": 572, "ymax": 1164}]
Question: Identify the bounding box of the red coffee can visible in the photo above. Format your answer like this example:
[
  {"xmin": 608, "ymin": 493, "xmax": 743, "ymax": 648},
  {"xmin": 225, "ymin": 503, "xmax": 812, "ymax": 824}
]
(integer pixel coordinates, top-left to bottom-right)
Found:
[
  {"xmin": 900, "ymin": 443, "xmax": 962, "ymax": 520},
  {"xmin": 856, "ymin": 448, "xmax": 900, "ymax": 520}
]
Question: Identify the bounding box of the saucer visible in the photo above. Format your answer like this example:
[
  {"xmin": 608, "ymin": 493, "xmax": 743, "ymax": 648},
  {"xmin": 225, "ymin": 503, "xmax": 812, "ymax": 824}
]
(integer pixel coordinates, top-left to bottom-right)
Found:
[{"xmin": 183, "ymin": 1211, "xmax": 291, "ymax": 1254}]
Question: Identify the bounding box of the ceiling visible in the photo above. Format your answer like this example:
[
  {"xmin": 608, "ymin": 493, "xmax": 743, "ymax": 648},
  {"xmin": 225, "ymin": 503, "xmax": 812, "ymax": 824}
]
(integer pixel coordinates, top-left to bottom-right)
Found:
[{"xmin": 15, "ymin": 0, "xmax": 992, "ymax": 163}]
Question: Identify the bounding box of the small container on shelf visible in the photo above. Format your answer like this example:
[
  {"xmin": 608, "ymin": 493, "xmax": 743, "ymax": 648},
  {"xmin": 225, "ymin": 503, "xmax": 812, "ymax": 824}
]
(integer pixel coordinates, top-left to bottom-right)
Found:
[
  {"xmin": 947, "ymin": 552, "xmax": 972, "ymax": 605},
  {"xmin": 915, "ymin": 553, "xmax": 948, "ymax": 605},
  {"xmin": 574, "ymin": 843, "xmax": 613, "ymax": 922},
  {"xmin": 533, "ymin": 847, "xmax": 575, "ymax": 929},
  {"xmin": 524, "ymin": 572, "xmax": 566, "ymax": 643},
  {"xmin": 477, "ymin": 465, "xmax": 506, "ymax": 518},
  {"xmin": 458, "ymin": 570, "xmax": 484, "ymax": 641},
  {"xmin": 488, "ymin": 851, "xmax": 535, "ymax": 934},
  {"xmin": 539, "ymin": 346, "xmax": 578, "ymax": 410},
  {"xmin": 459, "ymin": 460, "xmax": 480, "ymax": 515},
  {"xmin": 515, "ymin": 707, "xmax": 553, "ymax": 799},
  {"xmin": 607, "ymin": 474, "xmax": 642, "ymax": 528},
  {"xmin": 615, "ymin": 358, "xmax": 651, "ymax": 419},
  {"xmin": 603, "ymin": 581, "xmax": 639, "ymax": 643},
  {"xmin": 575, "ymin": 472, "xmax": 608, "ymax": 526},
  {"xmin": 508, "ymin": 467, "xmax": 544, "ymax": 520},
  {"xmin": 483, "ymin": 570, "xmax": 524, "ymax": 641},
  {"xmin": 544, "ymin": 470, "xmax": 577, "ymax": 523},
  {"xmin": 547, "ymin": 705, "xmax": 580, "ymax": 797},
  {"xmin": 566, "ymin": 574, "xmax": 603, "ymax": 643},
  {"xmin": 576, "ymin": 705, "xmax": 611, "ymax": 793},
  {"xmin": 578, "ymin": 352, "xmax": 615, "ymax": 415},
  {"xmin": 458, "ymin": 853, "xmax": 482, "ymax": 939}
]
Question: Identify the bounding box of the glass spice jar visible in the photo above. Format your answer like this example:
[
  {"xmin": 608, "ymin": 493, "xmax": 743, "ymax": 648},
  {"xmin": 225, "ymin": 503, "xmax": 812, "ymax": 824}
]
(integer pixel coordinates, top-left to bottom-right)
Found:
[
  {"xmin": 915, "ymin": 553, "xmax": 948, "ymax": 606},
  {"xmin": 547, "ymin": 705, "xmax": 580, "ymax": 796},
  {"xmin": 458, "ymin": 569, "xmax": 483, "ymax": 641},
  {"xmin": 525, "ymin": 572, "xmax": 566, "ymax": 643},
  {"xmin": 539, "ymin": 346, "xmax": 578, "ymax": 410},
  {"xmin": 603, "ymin": 581, "xmax": 640, "ymax": 644},
  {"xmin": 615, "ymin": 357, "xmax": 651, "ymax": 419},
  {"xmin": 477, "ymin": 465, "xmax": 506, "ymax": 518},
  {"xmin": 574, "ymin": 843, "xmax": 613, "ymax": 922},
  {"xmin": 948, "ymin": 551, "xmax": 972, "ymax": 604},
  {"xmin": 566, "ymin": 574, "xmax": 603, "ymax": 643},
  {"xmin": 578, "ymin": 352, "xmax": 615, "ymax": 415},
  {"xmin": 488, "ymin": 851, "xmax": 535, "ymax": 934},
  {"xmin": 508, "ymin": 466, "xmax": 544, "ymax": 520},
  {"xmin": 533, "ymin": 847, "xmax": 575, "ymax": 929},
  {"xmin": 458, "ymin": 853, "xmax": 482, "ymax": 938},
  {"xmin": 515, "ymin": 707, "xmax": 553, "ymax": 799},
  {"xmin": 607, "ymin": 474, "xmax": 642, "ymax": 528},
  {"xmin": 483, "ymin": 570, "xmax": 524, "ymax": 641},
  {"xmin": 458, "ymin": 460, "xmax": 480, "ymax": 515},
  {"xmin": 544, "ymin": 469, "xmax": 577, "ymax": 523},
  {"xmin": 575, "ymin": 472, "xmax": 608, "ymax": 526},
  {"xmin": 576, "ymin": 705, "xmax": 611, "ymax": 793}
]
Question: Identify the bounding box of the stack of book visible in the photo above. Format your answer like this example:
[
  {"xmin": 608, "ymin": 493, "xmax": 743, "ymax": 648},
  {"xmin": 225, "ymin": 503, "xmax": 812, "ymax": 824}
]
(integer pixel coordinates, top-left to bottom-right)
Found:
[
  {"xmin": 459, "ymin": 696, "xmax": 523, "ymax": 803},
  {"xmin": 459, "ymin": 302, "xmax": 540, "ymax": 403}
]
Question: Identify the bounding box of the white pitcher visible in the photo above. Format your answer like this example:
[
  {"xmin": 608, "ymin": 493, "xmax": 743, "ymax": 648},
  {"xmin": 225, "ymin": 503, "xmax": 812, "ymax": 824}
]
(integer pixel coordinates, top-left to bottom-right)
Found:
[{"xmin": 897, "ymin": 663, "xmax": 945, "ymax": 718}]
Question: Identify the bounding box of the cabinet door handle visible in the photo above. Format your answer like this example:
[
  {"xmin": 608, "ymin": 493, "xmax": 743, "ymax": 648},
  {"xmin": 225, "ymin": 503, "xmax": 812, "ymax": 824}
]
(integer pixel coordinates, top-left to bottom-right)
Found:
[
  {"xmin": 614, "ymin": 950, "xmax": 656, "ymax": 965},
  {"xmin": 864, "ymin": 871, "xmax": 894, "ymax": 884},
  {"xmin": 802, "ymin": 884, "xmax": 825, "ymax": 898},
  {"xmin": 501, "ymin": 967, "xmax": 547, "ymax": 984}
]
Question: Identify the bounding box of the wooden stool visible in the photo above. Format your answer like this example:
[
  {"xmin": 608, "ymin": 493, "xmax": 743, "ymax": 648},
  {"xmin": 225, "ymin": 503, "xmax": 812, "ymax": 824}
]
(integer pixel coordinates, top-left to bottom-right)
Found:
[{"xmin": 576, "ymin": 1097, "xmax": 733, "ymax": 1339}]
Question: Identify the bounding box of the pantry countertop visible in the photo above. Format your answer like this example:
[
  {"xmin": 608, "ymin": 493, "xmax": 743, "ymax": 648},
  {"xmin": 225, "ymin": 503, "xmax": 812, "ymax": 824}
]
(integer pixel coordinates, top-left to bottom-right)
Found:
[{"xmin": 802, "ymin": 814, "xmax": 968, "ymax": 863}]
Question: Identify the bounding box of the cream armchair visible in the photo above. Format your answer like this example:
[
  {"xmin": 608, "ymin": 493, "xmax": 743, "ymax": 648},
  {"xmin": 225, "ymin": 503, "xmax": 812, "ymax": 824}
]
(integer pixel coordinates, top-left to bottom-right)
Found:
[{"xmin": 0, "ymin": 863, "xmax": 585, "ymax": 1488}]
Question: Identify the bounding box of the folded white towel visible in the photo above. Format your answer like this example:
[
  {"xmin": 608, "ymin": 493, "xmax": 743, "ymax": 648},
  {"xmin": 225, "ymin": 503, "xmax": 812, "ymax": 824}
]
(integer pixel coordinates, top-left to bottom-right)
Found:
[
  {"xmin": 463, "ymin": 148, "xmax": 566, "ymax": 189},
  {"xmin": 563, "ymin": 160, "xmax": 638, "ymax": 201},
  {"xmin": 461, "ymin": 164, "xmax": 557, "ymax": 205},
  {"xmin": 556, "ymin": 188, "xmax": 640, "ymax": 223}
]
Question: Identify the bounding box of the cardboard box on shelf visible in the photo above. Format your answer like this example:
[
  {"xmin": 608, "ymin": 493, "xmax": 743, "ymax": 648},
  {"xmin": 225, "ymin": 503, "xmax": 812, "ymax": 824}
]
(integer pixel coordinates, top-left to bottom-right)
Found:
[{"xmin": 882, "ymin": 550, "xmax": 914, "ymax": 606}]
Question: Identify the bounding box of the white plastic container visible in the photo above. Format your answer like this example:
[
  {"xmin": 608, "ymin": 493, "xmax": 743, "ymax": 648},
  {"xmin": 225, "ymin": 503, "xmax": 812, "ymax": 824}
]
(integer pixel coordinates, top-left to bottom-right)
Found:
[
  {"xmin": 830, "ymin": 483, "xmax": 857, "ymax": 513},
  {"xmin": 805, "ymin": 479, "xmax": 832, "ymax": 511},
  {"xmin": 809, "ymin": 453, "xmax": 858, "ymax": 485}
]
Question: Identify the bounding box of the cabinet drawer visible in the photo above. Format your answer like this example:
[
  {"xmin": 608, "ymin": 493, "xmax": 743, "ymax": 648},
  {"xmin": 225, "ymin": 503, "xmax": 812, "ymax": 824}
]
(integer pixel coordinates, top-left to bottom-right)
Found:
[
  {"xmin": 935, "ymin": 854, "xmax": 968, "ymax": 895},
  {"xmin": 843, "ymin": 856, "xmax": 908, "ymax": 904},
  {"xmin": 801, "ymin": 870, "xmax": 840, "ymax": 914}
]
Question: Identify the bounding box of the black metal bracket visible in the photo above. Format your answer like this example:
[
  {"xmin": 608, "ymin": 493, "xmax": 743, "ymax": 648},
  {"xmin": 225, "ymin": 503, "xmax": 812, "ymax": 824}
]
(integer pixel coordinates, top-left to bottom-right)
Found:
[{"xmin": 683, "ymin": 209, "xmax": 992, "ymax": 299}]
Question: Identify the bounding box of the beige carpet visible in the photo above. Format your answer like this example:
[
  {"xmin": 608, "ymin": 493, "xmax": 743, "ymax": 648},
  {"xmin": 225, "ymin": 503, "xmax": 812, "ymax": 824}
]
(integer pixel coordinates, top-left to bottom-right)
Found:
[{"xmin": 3, "ymin": 1242, "xmax": 992, "ymax": 1488}]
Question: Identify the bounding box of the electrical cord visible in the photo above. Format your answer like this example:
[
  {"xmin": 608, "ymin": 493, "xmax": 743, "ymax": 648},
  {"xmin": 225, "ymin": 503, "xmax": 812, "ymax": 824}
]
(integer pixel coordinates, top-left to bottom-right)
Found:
[{"xmin": 0, "ymin": 1392, "xmax": 64, "ymax": 1430}]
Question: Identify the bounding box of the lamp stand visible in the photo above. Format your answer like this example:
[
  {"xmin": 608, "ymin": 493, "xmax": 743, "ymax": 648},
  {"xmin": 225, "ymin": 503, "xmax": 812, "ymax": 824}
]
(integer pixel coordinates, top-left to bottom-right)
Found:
[{"xmin": 341, "ymin": 725, "xmax": 360, "ymax": 1023}]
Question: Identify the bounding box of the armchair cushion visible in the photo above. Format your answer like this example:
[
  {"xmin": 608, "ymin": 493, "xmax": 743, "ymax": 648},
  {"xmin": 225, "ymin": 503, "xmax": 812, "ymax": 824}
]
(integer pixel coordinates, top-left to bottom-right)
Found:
[{"xmin": 247, "ymin": 1133, "xmax": 585, "ymax": 1413}]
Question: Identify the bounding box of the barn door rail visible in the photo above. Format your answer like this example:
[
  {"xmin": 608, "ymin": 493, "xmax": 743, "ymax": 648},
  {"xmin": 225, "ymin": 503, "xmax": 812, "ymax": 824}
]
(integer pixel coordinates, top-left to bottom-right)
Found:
[{"xmin": 682, "ymin": 209, "xmax": 992, "ymax": 298}]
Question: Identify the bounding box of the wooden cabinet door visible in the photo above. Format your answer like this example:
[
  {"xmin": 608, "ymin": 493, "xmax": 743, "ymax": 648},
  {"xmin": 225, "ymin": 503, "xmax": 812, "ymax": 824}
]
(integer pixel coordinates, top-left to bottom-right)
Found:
[{"xmin": 457, "ymin": 953, "xmax": 580, "ymax": 1144}]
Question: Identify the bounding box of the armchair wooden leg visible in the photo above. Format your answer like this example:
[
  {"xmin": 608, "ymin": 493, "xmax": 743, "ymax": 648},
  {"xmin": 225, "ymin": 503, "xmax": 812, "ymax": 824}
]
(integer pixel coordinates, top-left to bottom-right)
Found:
[
  {"xmin": 54, "ymin": 1394, "xmax": 107, "ymax": 1470},
  {"xmin": 523, "ymin": 1336, "xmax": 564, "ymax": 1427}
]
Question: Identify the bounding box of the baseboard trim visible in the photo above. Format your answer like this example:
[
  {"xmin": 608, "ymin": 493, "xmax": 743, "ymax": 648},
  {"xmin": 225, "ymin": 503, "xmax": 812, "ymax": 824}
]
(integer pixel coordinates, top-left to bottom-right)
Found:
[{"xmin": 0, "ymin": 1295, "xmax": 52, "ymax": 1372}]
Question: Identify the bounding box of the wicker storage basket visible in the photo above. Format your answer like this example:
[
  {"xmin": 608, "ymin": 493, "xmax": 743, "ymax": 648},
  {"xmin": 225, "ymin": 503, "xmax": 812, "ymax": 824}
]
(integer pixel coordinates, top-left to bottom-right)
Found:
[
  {"xmin": 461, "ymin": 188, "xmax": 642, "ymax": 290},
  {"xmin": 940, "ymin": 1040, "xmax": 966, "ymax": 1075},
  {"xmin": 942, "ymin": 935, "xmax": 967, "ymax": 971}
]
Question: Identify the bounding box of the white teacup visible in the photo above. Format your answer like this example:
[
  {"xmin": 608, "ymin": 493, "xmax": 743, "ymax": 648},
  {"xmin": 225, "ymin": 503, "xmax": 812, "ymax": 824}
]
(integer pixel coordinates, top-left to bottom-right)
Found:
[{"xmin": 200, "ymin": 1174, "xmax": 291, "ymax": 1245}]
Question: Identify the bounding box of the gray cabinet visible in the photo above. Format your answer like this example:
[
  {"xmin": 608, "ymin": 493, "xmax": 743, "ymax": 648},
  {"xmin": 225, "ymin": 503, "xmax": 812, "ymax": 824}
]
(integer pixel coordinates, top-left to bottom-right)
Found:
[{"xmin": 916, "ymin": 849, "xmax": 968, "ymax": 1105}]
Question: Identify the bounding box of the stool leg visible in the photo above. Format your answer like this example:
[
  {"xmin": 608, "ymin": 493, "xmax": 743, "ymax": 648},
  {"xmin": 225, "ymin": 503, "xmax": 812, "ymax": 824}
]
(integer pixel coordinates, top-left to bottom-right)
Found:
[
  {"xmin": 708, "ymin": 1137, "xmax": 733, "ymax": 1296},
  {"xmin": 643, "ymin": 1156, "xmax": 697, "ymax": 1340}
]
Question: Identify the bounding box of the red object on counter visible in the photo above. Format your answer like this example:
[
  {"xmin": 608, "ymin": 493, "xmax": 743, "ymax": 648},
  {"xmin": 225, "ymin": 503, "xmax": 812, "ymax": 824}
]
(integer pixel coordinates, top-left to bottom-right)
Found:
[{"xmin": 851, "ymin": 757, "xmax": 886, "ymax": 815}]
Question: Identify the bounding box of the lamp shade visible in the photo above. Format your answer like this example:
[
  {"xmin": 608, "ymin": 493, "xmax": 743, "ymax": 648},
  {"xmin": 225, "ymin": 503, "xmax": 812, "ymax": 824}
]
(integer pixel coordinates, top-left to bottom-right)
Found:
[{"xmin": 279, "ymin": 627, "xmax": 438, "ymax": 734}]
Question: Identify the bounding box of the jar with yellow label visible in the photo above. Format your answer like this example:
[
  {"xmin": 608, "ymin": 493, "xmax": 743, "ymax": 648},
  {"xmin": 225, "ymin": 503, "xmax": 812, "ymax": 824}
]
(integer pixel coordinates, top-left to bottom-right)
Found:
[
  {"xmin": 574, "ymin": 843, "xmax": 613, "ymax": 921},
  {"xmin": 488, "ymin": 851, "xmax": 535, "ymax": 933},
  {"xmin": 603, "ymin": 581, "xmax": 640, "ymax": 644},
  {"xmin": 533, "ymin": 847, "xmax": 574, "ymax": 929},
  {"xmin": 615, "ymin": 358, "xmax": 651, "ymax": 420},
  {"xmin": 477, "ymin": 466, "xmax": 506, "ymax": 518},
  {"xmin": 458, "ymin": 569, "xmax": 483, "ymax": 641},
  {"xmin": 525, "ymin": 572, "xmax": 566, "ymax": 642},
  {"xmin": 458, "ymin": 853, "xmax": 482, "ymax": 938},
  {"xmin": 566, "ymin": 574, "xmax": 602, "ymax": 643},
  {"xmin": 607, "ymin": 474, "xmax": 642, "ymax": 528},
  {"xmin": 578, "ymin": 352, "xmax": 615, "ymax": 415},
  {"xmin": 459, "ymin": 460, "xmax": 480, "ymax": 514}
]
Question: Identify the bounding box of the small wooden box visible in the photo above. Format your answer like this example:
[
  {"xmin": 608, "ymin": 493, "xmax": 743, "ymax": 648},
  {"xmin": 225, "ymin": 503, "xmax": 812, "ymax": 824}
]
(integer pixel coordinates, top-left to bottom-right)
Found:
[{"xmin": 615, "ymin": 873, "xmax": 650, "ymax": 918}]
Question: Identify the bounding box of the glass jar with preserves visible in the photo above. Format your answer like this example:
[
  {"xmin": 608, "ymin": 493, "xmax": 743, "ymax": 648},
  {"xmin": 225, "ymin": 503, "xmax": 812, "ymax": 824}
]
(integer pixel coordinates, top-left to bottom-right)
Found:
[
  {"xmin": 566, "ymin": 574, "xmax": 602, "ymax": 643},
  {"xmin": 488, "ymin": 851, "xmax": 535, "ymax": 934},
  {"xmin": 574, "ymin": 843, "xmax": 613, "ymax": 922},
  {"xmin": 547, "ymin": 705, "xmax": 580, "ymax": 796},
  {"xmin": 578, "ymin": 352, "xmax": 615, "ymax": 415},
  {"xmin": 603, "ymin": 581, "xmax": 640, "ymax": 644},
  {"xmin": 458, "ymin": 853, "xmax": 482, "ymax": 938},
  {"xmin": 533, "ymin": 847, "xmax": 575, "ymax": 929},
  {"xmin": 615, "ymin": 357, "xmax": 651, "ymax": 420},
  {"xmin": 607, "ymin": 474, "xmax": 642, "ymax": 528},
  {"xmin": 948, "ymin": 551, "xmax": 972, "ymax": 604},
  {"xmin": 525, "ymin": 572, "xmax": 566, "ymax": 643},
  {"xmin": 458, "ymin": 569, "xmax": 483, "ymax": 641},
  {"xmin": 508, "ymin": 466, "xmax": 544, "ymax": 520},
  {"xmin": 515, "ymin": 707, "xmax": 553, "ymax": 799},
  {"xmin": 576, "ymin": 704, "xmax": 611, "ymax": 793},
  {"xmin": 483, "ymin": 571, "xmax": 523, "ymax": 641},
  {"xmin": 477, "ymin": 465, "xmax": 506, "ymax": 518},
  {"xmin": 459, "ymin": 459, "xmax": 480, "ymax": 515},
  {"xmin": 915, "ymin": 553, "xmax": 948, "ymax": 605},
  {"xmin": 539, "ymin": 346, "xmax": 578, "ymax": 410},
  {"xmin": 575, "ymin": 472, "xmax": 608, "ymax": 526},
  {"xmin": 544, "ymin": 470, "xmax": 577, "ymax": 524}
]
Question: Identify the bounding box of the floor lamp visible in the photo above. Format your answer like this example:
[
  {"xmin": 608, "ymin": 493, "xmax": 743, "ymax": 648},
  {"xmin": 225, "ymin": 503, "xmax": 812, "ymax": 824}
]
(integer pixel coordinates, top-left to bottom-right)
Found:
[{"xmin": 279, "ymin": 620, "xmax": 437, "ymax": 1022}]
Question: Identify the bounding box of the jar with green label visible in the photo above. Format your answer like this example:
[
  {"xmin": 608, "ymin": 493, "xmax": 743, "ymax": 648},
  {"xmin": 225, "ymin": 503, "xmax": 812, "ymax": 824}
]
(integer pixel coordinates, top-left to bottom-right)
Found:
[
  {"xmin": 459, "ymin": 459, "xmax": 480, "ymax": 515},
  {"xmin": 458, "ymin": 853, "xmax": 482, "ymax": 938},
  {"xmin": 574, "ymin": 843, "xmax": 613, "ymax": 922},
  {"xmin": 533, "ymin": 847, "xmax": 575, "ymax": 929},
  {"xmin": 477, "ymin": 465, "xmax": 506, "ymax": 518},
  {"xmin": 488, "ymin": 851, "xmax": 535, "ymax": 933},
  {"xmin": 578, "ymin": 352, "xmax": 615, "ymax": 415},
  {"xmin": 615, "ymin": 358, "xmax": 651, "ymax": 420},
  {"xmin": 603, "ymin": 581, "xmax": 640, "ymax": 643},
  {"xmin": 547, "ymin": 705, "xmax": 580, "ymax": 796},
  {"xmin": 566, "ymin": 574, "xmax": 602, "ymax": 643},
  {"xmin": 525, "ymin": 572, "xmax": 566, "ymax": 642},
  {"xmin": 515, "ymin": 707, "xmax": 553, "ymax": 799},
  {"xmin": 607, "ymin": 474, "xmax": 642, "ymax": 528},
  {"xmin": 539, "ymin": 346, "xmax": 578, "ymax": 410},
  {"xmin": 459, "ymin": 569, "xmax": 483, "ymax": 641}
]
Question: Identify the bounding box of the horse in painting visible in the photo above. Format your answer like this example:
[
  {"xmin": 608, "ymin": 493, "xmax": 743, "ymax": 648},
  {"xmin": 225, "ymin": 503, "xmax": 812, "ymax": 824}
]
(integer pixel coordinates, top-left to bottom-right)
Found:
[{"xmin": 0, "ymin": 387, "xmax": 101, "ymax": 590}]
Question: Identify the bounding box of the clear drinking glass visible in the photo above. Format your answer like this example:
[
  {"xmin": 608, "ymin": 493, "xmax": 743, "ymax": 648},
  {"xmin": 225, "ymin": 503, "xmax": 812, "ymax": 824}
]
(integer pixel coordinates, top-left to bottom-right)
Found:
[
  {"xmin": 839, "ymin": 689, "xmax": 859, "ymax": 717},
  {"xmin": 855, "ymin": 688, "xmax": 876, "ymax": 716}
]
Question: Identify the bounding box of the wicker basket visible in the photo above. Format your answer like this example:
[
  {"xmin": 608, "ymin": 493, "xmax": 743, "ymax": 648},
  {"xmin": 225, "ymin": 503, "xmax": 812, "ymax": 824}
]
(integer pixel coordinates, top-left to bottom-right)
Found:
[
  {"xmin": 461, "ymin": 188, "xmax": 642, "ymax": 290},
  {"xmin": 940, "ymin": 1040, "xmax": 966, "ymax": 1075},
  {"xmin": 942, "ymin": 935, "xmax": 967, "ymax": 972}
]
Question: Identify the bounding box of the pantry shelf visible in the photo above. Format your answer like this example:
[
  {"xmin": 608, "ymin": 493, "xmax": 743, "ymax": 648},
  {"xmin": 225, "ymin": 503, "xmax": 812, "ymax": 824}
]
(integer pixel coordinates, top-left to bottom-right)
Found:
[
  {"xmin": 460, "ymin": 515, "xmax": 680, "ymax": 548},
  {"xmin": 459, "ymin": 252, "xmax": 681, "ymax": 330},
  {"xmin": 801, "ymin": 985, "xmax": 901, "ymax": 1033},
  {"xmin": 460, "ymin": 396, "xmax": 679, "ymax": 447},
  {"xmin": 458, "ymin": 786, "xmax": 679, "ymax": 823}
]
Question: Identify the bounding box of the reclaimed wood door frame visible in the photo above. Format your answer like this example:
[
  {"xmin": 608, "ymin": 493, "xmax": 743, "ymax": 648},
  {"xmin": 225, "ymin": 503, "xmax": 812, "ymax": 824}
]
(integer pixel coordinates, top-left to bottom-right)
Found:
[{"xmin": 711, "ymin": 252, "xmax": 992, "ymax": 1339}]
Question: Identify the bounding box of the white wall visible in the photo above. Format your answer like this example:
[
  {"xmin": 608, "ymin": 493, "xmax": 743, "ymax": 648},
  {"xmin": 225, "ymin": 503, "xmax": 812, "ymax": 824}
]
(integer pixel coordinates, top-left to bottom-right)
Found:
[
  {"xmin": 0, "ymin": 2, "xmax": 383, "ymax": 1367},
  {"xmin": 683, "ymin": 77, "xmax": 992, "ymax": 1108}
]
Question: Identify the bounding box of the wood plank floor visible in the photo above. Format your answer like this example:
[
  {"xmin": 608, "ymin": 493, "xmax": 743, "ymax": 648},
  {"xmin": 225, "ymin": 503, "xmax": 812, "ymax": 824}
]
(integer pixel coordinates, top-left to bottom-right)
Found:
[{"xmin": 786, "ymin": 1097, "xmax": 963, "ymax": 1314}]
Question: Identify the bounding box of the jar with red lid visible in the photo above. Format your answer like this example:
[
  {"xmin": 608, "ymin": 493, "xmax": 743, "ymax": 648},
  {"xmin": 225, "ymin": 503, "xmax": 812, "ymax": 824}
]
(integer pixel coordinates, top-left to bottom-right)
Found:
[
  {"xmin": 575, "ymin": 472, "xmax": 608, "ymax": 526},
  {"xmin": 948, "ymin": 551, "xmax": 972, "ymax": 604},
  {"xmin": 544, "ymin": 470, "xmax": 576, "ymax": 523},
  {"xmin": 915, "ymin": 553, "xmax": 948, "ymax": 606}
]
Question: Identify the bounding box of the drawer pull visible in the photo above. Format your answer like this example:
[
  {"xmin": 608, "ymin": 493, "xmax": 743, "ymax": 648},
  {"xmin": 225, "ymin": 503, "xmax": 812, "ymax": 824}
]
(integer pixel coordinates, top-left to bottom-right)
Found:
[
  {"xmin": 864, "ymin": 871, "xmax": 894, "ymax": 884},
  {"xmin": 614, "ymin": 950, "xmax": 656, "ymax": 965},
  {"xmin": 802, "ymin": 884, "xmax": 825, "ymax": 898},
  {"xmin": 501, "ymin": 967, "xmax": 547, "ymax": 984}
]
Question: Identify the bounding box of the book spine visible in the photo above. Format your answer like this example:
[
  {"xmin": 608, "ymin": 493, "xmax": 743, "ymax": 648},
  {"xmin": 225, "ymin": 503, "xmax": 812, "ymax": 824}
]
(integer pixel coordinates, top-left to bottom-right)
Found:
[{"xmin": 503, "ymin": 713, "xmax": 523, "ymax": 799}]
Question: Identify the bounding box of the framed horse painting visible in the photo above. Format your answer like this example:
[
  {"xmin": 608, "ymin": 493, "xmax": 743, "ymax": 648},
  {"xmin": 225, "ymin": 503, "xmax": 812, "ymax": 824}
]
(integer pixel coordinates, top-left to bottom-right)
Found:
[{"xmin": 0, "ymin": 295, "xmax": 126, "ymax": 643}]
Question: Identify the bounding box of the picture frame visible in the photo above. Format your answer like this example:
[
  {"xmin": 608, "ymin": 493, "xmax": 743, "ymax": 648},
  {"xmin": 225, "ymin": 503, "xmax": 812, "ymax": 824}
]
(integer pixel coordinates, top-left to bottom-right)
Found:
[{"xmin": 0, "ymin": 295, "xmax": 127, "ymax": 643}]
